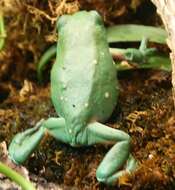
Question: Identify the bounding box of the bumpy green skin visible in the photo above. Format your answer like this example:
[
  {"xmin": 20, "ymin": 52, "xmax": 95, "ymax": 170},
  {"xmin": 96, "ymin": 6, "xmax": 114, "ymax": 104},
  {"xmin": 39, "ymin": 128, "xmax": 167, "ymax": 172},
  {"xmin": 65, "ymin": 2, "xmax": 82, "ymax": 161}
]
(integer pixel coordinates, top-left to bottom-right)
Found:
[
  {"xmin": 37, "ymin": 37, "xmax": 158, "ymax": 82},
  {"xmin": 51, "ymin": 11, "xmax": 118, "ymax": 145},
  {"xmin": 8, "ymin": 11, "xmax": 137, "ymax": 186}
]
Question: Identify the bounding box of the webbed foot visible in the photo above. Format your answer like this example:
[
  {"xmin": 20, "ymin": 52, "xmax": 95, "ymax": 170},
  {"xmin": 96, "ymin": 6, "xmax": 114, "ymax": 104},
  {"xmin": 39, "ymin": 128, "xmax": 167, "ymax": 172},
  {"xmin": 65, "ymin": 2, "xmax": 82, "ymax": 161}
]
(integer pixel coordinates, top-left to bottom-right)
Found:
[
  {"xmin": 77, "ymin": 122, "xmax": 138, "ymax": 186},
  {"xmin": 8, "ymin": 120, "xmax": 45, "ymax": 164},
  {"xmin": 97, "ymin": 154, "xmax": 138, "ymax": 185},
  {"xmin": 8, "ymin": 117, "xmax": 68, "ymax": 165}
]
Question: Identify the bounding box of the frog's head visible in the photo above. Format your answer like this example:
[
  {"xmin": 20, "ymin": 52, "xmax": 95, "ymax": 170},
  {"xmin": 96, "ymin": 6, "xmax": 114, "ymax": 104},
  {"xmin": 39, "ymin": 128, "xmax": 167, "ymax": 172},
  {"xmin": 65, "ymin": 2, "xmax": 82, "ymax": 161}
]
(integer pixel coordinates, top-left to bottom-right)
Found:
[{"xmin": 56, "ymin": 10, "xmax": 104, "ymax": 34}]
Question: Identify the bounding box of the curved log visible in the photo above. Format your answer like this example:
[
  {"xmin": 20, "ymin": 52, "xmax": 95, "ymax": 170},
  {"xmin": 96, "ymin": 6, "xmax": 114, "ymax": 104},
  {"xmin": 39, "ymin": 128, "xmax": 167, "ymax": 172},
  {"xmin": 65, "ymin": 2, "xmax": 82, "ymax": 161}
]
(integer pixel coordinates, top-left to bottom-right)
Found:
[{"xmin": 151, "ymin": 0, "xmax": 175, "ymax": 105}]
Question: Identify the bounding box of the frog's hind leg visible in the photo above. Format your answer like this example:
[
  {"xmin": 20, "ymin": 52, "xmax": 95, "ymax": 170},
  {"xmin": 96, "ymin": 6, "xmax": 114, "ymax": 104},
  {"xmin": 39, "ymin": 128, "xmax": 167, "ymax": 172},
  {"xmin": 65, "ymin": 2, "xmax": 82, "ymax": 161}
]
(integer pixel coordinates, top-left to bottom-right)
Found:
[
  {"xmin": 79, "ymin": 122, "xmax": 137, "ymax": 185},
  {"xmin": 8, "ymin": 117, "xmax": 69, "ymax": 165}
]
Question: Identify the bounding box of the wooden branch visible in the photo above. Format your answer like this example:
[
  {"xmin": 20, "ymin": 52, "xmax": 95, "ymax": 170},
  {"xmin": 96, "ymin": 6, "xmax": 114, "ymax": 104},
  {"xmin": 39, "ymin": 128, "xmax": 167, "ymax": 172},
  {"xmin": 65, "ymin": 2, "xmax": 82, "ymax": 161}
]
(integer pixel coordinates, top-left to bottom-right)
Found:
[{"xmin": 151, "ymin": 0, "xmax": 175, "ymax": 106}]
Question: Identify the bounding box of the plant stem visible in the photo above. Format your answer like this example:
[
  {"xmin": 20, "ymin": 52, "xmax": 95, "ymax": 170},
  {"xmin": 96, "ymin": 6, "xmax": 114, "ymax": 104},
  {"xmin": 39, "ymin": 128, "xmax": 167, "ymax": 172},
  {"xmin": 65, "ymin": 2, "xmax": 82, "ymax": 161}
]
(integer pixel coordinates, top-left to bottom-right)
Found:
[
  {"xmin": 37, "ymin": 44, "xmax": 57, "ymax": 83},
  {"xmin": 0, "ymin": 12, "xmax": 6, "ymax": 51},
  {"xmin": 0, "ymin": 162, "xmax": 36, "ymax": 190}
]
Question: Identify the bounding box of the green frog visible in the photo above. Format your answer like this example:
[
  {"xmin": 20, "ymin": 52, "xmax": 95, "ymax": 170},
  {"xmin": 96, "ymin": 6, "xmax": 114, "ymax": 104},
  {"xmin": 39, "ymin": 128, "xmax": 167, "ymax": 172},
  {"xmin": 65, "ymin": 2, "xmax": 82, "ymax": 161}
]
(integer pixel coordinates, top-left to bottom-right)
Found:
[{"xmin": 8, "ymin": 11, "xmax": 137, "ymax": 185}]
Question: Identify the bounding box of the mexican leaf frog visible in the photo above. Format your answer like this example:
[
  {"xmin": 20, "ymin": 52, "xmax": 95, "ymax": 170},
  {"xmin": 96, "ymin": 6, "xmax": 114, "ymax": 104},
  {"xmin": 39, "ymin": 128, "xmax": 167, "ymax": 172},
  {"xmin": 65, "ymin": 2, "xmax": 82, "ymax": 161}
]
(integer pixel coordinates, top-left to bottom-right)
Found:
[{"xmin": 8, "ymin": 11, "xmax": 137, "ymax": 185}]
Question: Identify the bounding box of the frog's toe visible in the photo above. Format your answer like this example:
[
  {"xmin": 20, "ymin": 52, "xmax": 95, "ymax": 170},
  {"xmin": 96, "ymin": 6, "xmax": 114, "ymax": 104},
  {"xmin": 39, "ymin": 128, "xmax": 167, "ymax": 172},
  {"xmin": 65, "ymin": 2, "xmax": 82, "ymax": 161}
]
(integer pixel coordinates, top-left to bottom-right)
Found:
[
  {"xmin": 96, "ymin": 167, "xmax": 110, "ymax": 183},
  {"xmin": 96, "ymin": 176, "xmax": 106, "ymax": 183},
  {"xmin": 96, "ymin": 168, "xmax": 128, "ymax": 185},
  {"xmin": 96, "ymin": 168, "xmax": 119, "ymax": 185},
  {"xmin": 8, "ymin": 134, "xmax": 24, "ymax": 164},
  {"xmin": 8, "ymin": 126, "xmax": 45, "ymax": 165}
]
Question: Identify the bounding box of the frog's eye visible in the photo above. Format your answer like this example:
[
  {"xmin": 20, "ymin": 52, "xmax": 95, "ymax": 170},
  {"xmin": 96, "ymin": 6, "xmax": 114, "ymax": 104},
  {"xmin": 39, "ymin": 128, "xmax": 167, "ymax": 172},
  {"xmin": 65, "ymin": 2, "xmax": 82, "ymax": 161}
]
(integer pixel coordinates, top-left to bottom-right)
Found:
[
  {"xmin": 56, "ymin": 15, "xmax": 70, "ymax": 32},
  {"xmin": 90, "ymin": 10, "xmax": 103, "ymax": 25}
]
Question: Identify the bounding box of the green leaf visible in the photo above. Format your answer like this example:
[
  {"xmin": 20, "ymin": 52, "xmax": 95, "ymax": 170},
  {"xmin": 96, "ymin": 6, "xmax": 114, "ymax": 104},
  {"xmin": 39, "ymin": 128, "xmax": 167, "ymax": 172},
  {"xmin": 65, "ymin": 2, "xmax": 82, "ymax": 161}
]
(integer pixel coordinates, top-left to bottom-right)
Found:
[
  {"xmin": 0, "ymin": 12, "xmax": 6, "ymax": 51},
  {"xmin": 115, "ymin": 54, "xmax": 171, "ymax": 72},
  {"xmin": 107, "ymin": 24, "xmax": 167, "ymax": 44},
  {"xmin": 0, "ymin": 162, "xmax": 36, "ymax": 190},
  {"xmin": 37, "ymin": 44, "xmax": 57, "ymax": 83}
]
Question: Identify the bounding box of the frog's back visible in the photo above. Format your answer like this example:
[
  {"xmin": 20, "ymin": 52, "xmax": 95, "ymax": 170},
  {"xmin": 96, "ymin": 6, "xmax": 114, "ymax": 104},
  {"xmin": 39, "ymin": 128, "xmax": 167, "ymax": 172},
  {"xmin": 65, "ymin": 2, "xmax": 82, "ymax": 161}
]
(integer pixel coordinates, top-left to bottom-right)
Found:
[{"xmin": 51, "ymin": 11, "xmax": 118, "ymax": 127}]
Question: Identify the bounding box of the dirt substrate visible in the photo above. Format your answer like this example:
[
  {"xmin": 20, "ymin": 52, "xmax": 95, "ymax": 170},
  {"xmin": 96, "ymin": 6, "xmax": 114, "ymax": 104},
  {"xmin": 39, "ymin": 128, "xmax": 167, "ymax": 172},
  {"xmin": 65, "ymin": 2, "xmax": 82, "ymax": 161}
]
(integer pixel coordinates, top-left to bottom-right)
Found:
[{"xmin": 0, "ymin": 69, "xmax": 174, "ymax": 190}]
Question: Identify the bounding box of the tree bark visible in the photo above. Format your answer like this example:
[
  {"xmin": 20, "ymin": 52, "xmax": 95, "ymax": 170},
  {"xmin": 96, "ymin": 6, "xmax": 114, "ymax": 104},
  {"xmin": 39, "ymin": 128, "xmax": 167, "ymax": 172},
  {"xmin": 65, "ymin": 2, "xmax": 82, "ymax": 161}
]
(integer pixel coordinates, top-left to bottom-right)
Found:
[{"xmin": 151, "ymin": 0, "xmax": 175, "ymax": 106}]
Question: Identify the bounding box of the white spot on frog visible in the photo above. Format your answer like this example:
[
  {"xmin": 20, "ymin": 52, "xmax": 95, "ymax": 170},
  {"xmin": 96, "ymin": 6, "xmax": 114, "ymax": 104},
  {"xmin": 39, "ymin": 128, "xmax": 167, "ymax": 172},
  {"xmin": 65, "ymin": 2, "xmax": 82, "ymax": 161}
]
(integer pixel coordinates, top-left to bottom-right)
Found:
[
  {"xmin": 93, "ymin": 60, "xmax": 97, "ymax": 65},
  {"xmin": 104, "ymin": 92, "xmax": 109, "ymax": 98},
  {"xmin": 69, "ymin": 129, "xmax": 72, "ymax": 134},
  {"xmin": 85, "ymin": 103, "xmax": 89, "ymax": 108},
  {"xmin": 60, "ymin": 96, "xmax": 64, "ymax": 101}
]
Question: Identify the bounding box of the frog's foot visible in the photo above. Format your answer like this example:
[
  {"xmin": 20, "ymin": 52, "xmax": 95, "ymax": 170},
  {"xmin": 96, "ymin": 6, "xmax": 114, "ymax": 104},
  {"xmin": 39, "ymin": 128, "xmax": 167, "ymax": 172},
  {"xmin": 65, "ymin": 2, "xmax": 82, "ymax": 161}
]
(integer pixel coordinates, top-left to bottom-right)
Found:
[
  {"xmin": 8, "ymin": 117, "xmax": 68, "ymax": 165},
  {"xmin": 101, "ymin": 154, "xmax": 138, "ymax": 185},
  {"xmin": 78, "ymin": 122, "xmax": 138, "ymax": 186},
  {"xmin": 8, "ymin": 120, "xmax": 46, "ymax": 164}
]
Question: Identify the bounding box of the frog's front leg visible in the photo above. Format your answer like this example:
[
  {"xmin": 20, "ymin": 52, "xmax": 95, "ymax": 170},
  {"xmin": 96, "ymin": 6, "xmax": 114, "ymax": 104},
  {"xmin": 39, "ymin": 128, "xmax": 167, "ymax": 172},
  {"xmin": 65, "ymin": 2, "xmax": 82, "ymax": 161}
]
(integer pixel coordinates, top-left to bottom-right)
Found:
[
  {"xmin": 8, "ymin": 117, "xmax": 69, "ymax": 165},
  {"xmin": 77, "ymin": 122, "xmax": 137, "ymax": 185}
]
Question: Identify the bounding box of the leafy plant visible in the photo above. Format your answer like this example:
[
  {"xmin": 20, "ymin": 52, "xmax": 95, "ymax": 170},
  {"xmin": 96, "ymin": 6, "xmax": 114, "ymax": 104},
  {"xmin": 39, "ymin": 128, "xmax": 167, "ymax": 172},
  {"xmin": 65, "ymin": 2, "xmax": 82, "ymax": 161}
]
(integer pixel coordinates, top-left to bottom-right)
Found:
[
  {"xmin": 0, "ymin": 162, "xmax": 36, "ymax": 190},
  {"xmin": 37, "ymin": 24, "xmax": 171, "ymax": 83}
]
